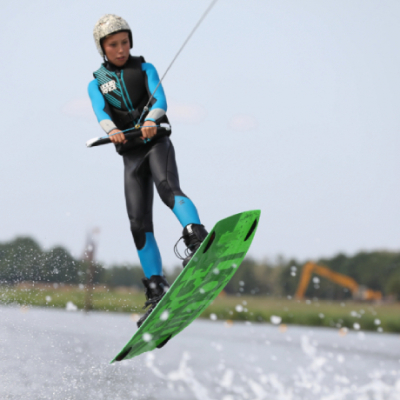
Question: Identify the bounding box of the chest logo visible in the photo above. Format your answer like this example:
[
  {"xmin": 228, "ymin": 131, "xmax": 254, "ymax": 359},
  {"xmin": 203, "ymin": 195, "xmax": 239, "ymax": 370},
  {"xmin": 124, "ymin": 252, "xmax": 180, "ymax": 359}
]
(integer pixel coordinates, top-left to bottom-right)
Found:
[{"xmin": 100, "ymin": 80, "xmax": 117, "ymax": 94}]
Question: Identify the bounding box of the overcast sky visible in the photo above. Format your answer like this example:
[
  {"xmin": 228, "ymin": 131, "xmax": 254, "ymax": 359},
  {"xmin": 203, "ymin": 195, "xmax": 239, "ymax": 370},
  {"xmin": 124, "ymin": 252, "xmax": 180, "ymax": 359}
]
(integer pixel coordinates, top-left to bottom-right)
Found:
[{"xmin": 1, "ymin": 0, "xmax": 399, "ymax": 270}]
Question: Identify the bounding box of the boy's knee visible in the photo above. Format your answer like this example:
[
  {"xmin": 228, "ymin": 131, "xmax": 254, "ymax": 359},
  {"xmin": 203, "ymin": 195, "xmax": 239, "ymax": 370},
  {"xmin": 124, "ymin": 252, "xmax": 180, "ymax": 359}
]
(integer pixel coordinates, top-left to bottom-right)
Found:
[
  {"xmin": 130, "ymin": 219, "xmax": 146, "ymax": 250},
  {"xmin": 157, "ymin": 180, "xmax": 185, "ymax": 209}
]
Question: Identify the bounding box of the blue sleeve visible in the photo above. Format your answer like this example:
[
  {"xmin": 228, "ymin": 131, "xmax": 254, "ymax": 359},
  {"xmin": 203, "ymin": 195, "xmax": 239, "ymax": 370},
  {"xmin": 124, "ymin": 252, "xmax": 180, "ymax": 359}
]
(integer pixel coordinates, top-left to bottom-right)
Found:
[
  {"xmin": 142, "ymin": 63, "xmax": 167, "ymax": 121},
  {"xmin": 88, "ymin": 80, "xmax": 118, "ymax": 134},
  {"xmin": 88, "ymin": 79, "xmax": 113, "ymax": 122}
]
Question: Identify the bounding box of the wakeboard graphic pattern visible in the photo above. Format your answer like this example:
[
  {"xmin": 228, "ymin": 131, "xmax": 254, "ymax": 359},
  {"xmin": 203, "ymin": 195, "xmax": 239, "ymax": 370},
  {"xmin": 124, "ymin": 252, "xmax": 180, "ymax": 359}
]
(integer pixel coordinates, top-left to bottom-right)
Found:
[{"xmin": 112, "ymin": 209, "xmax": 261, "ymax": 363}]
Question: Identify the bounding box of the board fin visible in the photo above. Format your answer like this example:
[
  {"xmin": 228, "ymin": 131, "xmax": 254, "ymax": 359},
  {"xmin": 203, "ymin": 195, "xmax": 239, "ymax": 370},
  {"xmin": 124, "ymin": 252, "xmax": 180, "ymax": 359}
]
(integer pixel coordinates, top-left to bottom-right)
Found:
[
  {"xmin": 156, "ymin": 335, "xmax": 172, "ymax": 349},
  {"xmin": 115, "ymin": 347, "xmax": 132, "ymax": 362}
]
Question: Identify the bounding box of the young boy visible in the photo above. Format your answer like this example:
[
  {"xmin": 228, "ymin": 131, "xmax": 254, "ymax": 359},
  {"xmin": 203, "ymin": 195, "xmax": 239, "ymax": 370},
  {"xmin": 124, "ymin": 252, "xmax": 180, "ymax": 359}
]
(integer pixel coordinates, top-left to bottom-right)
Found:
[{"xmin": 88, "ymin": 14, "xmax": 208, "ymax": 327}]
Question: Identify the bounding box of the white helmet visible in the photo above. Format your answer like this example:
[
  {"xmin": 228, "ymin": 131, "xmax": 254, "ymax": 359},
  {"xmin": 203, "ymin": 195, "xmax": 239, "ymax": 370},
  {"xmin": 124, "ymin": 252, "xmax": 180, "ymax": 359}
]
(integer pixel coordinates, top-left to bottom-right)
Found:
[{"xmin": 93, "ymin": 14, "xmax": 133, "ymax": 57}]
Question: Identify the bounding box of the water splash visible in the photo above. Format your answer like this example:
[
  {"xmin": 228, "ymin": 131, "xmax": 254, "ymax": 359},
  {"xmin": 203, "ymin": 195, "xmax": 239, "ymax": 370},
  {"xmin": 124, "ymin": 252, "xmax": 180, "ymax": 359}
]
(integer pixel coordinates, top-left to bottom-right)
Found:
[{"xmin": 145, "ymin": 333, "xmax": 400, "ymax": 400}]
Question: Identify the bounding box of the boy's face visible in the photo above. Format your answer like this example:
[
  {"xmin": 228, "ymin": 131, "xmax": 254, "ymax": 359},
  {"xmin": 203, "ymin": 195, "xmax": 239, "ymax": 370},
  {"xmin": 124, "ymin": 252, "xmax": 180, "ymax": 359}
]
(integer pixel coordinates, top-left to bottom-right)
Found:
[{"xmin": 102, "ymin": 32, "xmax": 130, "ymax": 66}]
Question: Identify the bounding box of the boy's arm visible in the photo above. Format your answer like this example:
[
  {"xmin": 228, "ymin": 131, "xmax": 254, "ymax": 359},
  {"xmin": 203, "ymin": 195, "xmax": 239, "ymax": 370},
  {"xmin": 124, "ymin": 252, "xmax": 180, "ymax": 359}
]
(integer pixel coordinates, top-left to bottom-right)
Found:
[
  {"xmin": 88, "ymin": 79, "xmax": 118, "ymax": 134},
  {"xmin": 142, "ymin": 63, "xmax": 167, "ymax": 123}
]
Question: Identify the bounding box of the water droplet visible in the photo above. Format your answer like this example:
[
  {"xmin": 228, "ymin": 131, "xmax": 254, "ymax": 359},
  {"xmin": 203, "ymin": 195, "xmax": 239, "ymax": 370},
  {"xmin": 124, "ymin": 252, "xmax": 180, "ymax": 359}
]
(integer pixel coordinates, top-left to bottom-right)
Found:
[
  {"xmin": 213, "ymin": 268, "xmax": 220, "ymax": 275},
  {"xmin": 374, "ymin": 319, "xmax": 381, "ymax": 325},
  {"xmin": 353, "ymin": 322, "xmax": 360, "ymax": 330},
  {"xmin": 130, "ymin": 313, "xmax": 140, "ymax": 322},
  {"xmin": 339, "ymin": 327, "xmax": 348, "ymax": 337},
  {"xmin": 270, "ymin": 315, "xmax": 282, "ymax": 325},
  {"xmin": 66, "ymin": 301, "xmax": 77, "ymax": 311},
  {"xmin": 235, "ymin": 305, "xmax": 243, "ymax": 312},
  {"xmin": 210, "ymin": 313, "xmax": 217, "ymax": 321},
  {"xmin": 199, "ymin": 288, "xmax": 205, "ymax": 294},
  {"xmin": 143, "ymin": 333, "xmax": 153, "ymax": 342},
  {"xmin": 160, "ymin": 310, "xmax": 169, "ymax": 321}
]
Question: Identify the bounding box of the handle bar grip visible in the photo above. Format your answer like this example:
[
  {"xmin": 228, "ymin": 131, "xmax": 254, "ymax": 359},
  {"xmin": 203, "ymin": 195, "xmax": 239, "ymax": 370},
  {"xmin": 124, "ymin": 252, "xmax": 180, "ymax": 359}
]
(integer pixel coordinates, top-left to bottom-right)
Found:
[{"xmin": 86, "ymin": 124, "xmax": 171, "ymax": 148}]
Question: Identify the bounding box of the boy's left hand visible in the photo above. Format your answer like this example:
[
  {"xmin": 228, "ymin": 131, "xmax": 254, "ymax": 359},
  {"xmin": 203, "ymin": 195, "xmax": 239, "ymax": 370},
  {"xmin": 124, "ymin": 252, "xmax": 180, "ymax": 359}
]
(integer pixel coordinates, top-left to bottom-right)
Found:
[{"xmin": 141, "ymin": 120, "xmax": 157, "ymax": 140}]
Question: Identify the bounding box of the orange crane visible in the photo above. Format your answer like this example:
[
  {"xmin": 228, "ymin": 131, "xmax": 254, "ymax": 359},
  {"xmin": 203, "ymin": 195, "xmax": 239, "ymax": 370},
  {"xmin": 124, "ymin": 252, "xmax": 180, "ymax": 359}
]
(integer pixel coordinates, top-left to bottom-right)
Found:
[{"xmin": 295, "ymin": 262, "xmax": 382, "ymax": 301}]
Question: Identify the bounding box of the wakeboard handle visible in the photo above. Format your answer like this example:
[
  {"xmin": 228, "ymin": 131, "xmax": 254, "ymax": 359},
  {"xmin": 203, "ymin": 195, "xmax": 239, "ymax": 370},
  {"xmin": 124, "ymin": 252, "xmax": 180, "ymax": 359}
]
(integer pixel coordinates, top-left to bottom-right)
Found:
[{"xmin": 86, "ymin": 123, "xmax": 171, "ymax": 148}]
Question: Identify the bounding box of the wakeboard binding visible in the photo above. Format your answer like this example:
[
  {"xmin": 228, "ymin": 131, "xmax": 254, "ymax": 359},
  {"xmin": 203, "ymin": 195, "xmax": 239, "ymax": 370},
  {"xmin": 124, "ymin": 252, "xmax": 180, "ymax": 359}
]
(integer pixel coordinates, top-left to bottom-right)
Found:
[{"xmin": 137, "ymin": 275, "xmax": 170, "ymax": 328}]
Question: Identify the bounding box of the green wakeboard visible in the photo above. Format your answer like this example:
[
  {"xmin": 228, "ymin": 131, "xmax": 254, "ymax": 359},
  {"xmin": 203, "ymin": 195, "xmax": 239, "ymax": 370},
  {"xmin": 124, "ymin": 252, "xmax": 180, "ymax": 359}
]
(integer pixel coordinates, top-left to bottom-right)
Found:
[{"xmin": 111, "ymin": 209, "xmax": 261, "ymax": 363}]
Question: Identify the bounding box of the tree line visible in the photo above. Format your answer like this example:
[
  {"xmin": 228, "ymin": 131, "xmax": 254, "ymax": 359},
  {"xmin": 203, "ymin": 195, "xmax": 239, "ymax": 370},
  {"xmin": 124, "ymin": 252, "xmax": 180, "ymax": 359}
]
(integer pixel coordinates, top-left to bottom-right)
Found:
[{"xmin": 0, "ymin": 236, "xmax": 399, "ymax": 300}]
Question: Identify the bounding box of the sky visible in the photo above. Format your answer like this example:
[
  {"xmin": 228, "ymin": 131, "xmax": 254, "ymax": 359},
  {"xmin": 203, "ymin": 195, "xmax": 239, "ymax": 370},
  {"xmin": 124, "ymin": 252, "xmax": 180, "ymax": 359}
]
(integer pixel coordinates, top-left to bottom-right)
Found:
[{"xmin": 0, "ymin": 0, "xmax": 399, "ymax": 270}]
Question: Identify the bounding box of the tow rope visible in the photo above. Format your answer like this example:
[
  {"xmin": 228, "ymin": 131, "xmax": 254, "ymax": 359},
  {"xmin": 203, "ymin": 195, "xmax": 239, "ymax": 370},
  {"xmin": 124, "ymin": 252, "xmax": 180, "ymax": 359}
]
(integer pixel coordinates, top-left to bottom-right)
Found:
[{"xmin": 136, "ymin": 0, "xmax": 219, "ymax": 127}]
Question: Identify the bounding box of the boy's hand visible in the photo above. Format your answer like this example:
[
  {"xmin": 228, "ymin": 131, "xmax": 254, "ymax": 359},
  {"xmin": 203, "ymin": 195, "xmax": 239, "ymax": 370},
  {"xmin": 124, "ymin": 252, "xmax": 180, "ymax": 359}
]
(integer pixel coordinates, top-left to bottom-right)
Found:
[
  {"xmin": 141, "ymin": 120, "xmax": 157, "ymax": 140},
  {"xmin": 108, "ymin": 129, "xmax": 127, "ymax": 144}
]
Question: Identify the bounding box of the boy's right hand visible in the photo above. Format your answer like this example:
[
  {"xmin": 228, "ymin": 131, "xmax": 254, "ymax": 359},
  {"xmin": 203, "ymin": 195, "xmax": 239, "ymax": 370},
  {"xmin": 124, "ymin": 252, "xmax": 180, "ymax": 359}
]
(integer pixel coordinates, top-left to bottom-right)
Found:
[{"xmin": 108, "ymin": 129, "xmax": 127, "ymax": 144}]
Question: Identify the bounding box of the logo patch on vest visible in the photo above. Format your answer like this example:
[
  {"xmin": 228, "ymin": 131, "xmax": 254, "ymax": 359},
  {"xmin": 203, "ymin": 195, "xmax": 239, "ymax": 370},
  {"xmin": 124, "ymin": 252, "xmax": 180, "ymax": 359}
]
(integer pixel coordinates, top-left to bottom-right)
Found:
[{"xmin": 100, "ymin": 80, "xmax": 117, "ymax": 94}]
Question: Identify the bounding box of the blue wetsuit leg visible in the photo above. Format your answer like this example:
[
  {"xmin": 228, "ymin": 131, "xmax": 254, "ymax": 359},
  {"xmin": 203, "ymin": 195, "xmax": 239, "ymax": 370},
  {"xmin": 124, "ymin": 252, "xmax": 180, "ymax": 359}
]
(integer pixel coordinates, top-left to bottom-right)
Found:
[
  {"xmin": 137, "ymin": 233, "xmax": 162, "ymax": 278},
  {"xmin": 123, "ymin": 136, "xmax": 202, "ymax": 277},
  {"xmin": 123, "ymin": 146, "xmax": 163, "ymax": 278},
  {"xmin": 172, "ymin": 196, "xmax": 201, "ymax": 227},
  {"xmin": 147, "ymin": 137, "xmax": 202, "ymax": 227}
]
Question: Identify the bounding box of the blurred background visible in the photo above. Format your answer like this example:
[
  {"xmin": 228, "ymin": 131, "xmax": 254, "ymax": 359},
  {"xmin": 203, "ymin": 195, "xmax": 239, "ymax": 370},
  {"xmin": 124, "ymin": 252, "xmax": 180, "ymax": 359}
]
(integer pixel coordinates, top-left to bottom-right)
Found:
[
  {"xmin": 1, "ymin": 0, "xmax": 399, "ymax": 268},
  {"xmin": 1, "ymin": 1, "xmax": 400, "ymax": 399}
]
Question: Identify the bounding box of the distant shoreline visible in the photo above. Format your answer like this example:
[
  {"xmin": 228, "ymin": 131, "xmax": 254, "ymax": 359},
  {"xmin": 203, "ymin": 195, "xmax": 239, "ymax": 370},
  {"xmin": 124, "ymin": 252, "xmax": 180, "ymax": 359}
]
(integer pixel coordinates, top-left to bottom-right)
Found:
[{"xmin": 1, "ymin": 284, "xmax": 399, "ymax": 333}]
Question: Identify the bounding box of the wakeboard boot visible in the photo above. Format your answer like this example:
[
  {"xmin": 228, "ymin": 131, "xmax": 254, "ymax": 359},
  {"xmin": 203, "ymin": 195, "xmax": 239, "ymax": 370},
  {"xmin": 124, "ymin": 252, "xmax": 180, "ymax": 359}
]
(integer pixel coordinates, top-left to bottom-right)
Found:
[
  {"xmin": 181, "ymin": 223, "xmax": 208, "ymax": 267},
  {"xmin": 137, "ymin": 275, "xmax": 170, "ymax": 328}
]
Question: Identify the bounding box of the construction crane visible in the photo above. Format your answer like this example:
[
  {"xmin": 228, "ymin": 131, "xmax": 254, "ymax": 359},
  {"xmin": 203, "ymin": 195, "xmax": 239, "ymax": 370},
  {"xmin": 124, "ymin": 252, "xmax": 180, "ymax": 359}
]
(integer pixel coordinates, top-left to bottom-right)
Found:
[{"xmin": 295, "ymin": 261, "xmax": 382, "ymax": 301}]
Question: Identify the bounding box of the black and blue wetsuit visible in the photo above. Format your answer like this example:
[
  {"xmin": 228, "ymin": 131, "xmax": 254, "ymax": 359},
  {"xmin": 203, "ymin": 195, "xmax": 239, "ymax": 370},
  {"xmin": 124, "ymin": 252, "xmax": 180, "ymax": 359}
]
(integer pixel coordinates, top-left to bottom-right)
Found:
[{"xmin": 88, "ymin": 55, "xmax": 202, "ymax": 278}]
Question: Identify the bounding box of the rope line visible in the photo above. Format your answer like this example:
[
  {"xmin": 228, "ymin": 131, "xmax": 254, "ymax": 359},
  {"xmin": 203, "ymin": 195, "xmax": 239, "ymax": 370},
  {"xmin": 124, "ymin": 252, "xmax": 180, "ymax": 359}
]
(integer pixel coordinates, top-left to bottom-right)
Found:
[{"xmin": 137, "ymin": 0, "xmax": 219, "ymax": 125}]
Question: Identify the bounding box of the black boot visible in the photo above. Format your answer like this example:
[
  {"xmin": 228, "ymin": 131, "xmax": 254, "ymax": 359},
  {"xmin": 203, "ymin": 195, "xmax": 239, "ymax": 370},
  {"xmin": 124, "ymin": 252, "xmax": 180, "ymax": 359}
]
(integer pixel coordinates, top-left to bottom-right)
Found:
[
  {"xmin": 181, "ymin": 223, "xmax": 208, "ymax": 267},
  {"xmin": 137, "ymin": 275, "xmax": 170, "ymax": 328}
]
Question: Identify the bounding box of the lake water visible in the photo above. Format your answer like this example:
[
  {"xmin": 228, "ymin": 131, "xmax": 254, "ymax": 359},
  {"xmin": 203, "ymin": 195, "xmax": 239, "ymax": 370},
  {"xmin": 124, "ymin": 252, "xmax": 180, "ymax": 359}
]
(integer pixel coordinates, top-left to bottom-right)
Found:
[{"xmin": 0, "ymin": 305, "xmax": 399, "ymax": 399}]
